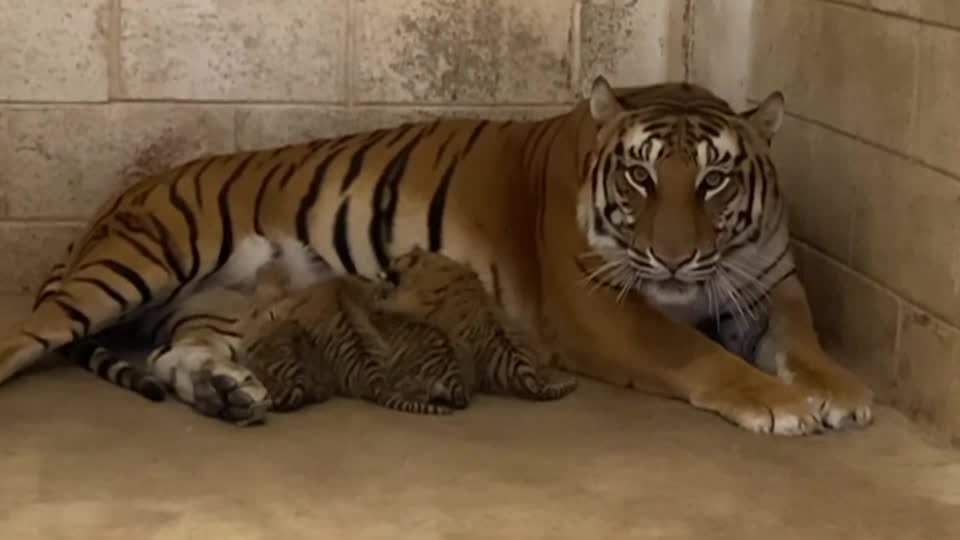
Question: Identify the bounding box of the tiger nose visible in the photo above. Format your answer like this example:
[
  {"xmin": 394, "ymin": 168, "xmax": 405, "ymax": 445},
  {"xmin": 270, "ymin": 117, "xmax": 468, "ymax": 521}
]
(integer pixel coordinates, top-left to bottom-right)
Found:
[{"xmin": 650, "ymin": 249, "xmax": 696, "ymax": 271}]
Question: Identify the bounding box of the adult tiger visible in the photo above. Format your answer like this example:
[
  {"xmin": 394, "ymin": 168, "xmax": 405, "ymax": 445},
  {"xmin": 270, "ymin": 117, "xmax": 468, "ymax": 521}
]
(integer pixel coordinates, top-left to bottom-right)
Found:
[{"xmin": 0, "ymin": 76, "xmax": 873, "ymax": 435}]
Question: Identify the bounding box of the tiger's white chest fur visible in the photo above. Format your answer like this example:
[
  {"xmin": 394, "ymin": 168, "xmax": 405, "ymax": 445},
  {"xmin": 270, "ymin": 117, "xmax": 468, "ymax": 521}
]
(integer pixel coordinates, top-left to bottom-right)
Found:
[{"xmin": 206, "ymin": 235, "xmax": 331, "ymax": 293}]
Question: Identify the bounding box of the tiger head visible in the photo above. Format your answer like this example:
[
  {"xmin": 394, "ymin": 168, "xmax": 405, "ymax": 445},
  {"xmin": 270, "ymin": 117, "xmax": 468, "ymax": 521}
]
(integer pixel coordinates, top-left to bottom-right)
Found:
[{"xmin": 577, "ymin": 76, "xmax": 786, "ymax": 307}]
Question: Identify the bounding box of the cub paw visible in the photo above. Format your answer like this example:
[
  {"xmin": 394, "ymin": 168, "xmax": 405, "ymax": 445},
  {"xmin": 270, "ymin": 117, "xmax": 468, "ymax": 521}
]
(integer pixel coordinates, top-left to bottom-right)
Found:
[
  {"xmin": 533, "ymin": 369, "xmax": 578, "ymax": 401},
  {"xmin": 191, "ymin": 361, "xmax": 272, "ymax": 426}
]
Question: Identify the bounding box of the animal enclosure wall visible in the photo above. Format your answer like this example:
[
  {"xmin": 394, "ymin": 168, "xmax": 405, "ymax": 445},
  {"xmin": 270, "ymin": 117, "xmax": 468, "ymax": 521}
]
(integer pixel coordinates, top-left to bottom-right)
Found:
[
  {"xmin": 2, "ymin": 1, "xmax": 957, "ymax": 444},
  {"xmin": 0, "ymin": 0, "xmax": 683, "ymax": 292},
  {"xmin": 691, "ymin": 0, "xmax": 960, "ymax": 445}
]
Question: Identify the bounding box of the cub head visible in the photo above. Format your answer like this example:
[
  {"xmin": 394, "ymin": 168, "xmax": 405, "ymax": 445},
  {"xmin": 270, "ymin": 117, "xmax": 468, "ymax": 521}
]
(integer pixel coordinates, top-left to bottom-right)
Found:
[
  {"xmin": 376, "ymin": 246, "xmax": 483, "ymax": 313},
  {"xmin": 379, "ymin": 247, "xmax": 478, "ymax": 291},
  {"xmin": 577, "ymin": 75, "xmax": 785, "ymax": 306}
]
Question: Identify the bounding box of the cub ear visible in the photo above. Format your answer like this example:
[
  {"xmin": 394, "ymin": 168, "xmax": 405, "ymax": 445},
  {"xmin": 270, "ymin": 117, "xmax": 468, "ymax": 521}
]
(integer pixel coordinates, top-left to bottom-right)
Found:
[
  {"xmin": 588, "ymin": 75, "xmax": 623, "ymax": 125},
  {"xmin": 742, "ymin": 91, "xmax": 784, "ymax": 143}
]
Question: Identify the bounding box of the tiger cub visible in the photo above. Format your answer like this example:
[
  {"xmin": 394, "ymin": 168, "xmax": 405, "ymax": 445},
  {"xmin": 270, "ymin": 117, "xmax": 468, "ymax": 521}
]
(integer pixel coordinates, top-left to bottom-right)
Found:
[
  {"xmin": 377, "ymin": 247, "xmax": 578, "ymax": 402},
  {"xmin": 239, "ymin": 273, "xmax": 466, "ymax": 415}
]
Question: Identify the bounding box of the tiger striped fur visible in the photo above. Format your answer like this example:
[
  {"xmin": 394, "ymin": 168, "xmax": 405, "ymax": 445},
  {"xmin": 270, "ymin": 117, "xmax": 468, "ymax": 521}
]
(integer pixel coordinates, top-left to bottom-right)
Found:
[
  {"xmin": 377, "ymin": 248, "xmax": 578, "ymax": 402},
  {"xmin": 239, "ymin": 274, "xmax": 463, "ymax": 415},
  {"xmin": 0, "ymin": 75, "xmax": 873, "ymax": 434}
]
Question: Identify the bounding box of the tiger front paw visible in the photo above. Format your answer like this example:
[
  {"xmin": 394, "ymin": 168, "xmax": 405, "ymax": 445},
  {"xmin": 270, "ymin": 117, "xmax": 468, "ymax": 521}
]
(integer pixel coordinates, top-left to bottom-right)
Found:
[
  {"xmin": 691, "ymin": 374, "xmax": 825, "ymax": 436},
  {"xmin": 786, "ymin": 352, "xmax": 874, "ymax": 431}
]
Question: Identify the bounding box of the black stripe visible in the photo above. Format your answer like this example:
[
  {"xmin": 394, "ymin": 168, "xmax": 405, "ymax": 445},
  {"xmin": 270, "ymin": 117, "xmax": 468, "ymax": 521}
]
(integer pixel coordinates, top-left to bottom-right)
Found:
[
  {"xmin": 427, "ymin": 157, "xmax": 458, "ymax": 251},
  {"xmin": 385, "ymin": 123, "xmax": 415, "ymax": 148},
  {"xmin": 147, "ymin": 215, "xmax": 187, "ymax": 284},
  {"xmin": 168, "ymin": 180, "xmax": 200, "ymax": 289},
  {"xmin": 149, "ymin": 311, "xmax": 177, "ymax": 344},
  {"xmin": 278, "ymin": 162, "xmax": 300, "ymax": 190},
  {"xmin": 22, "ymin": 331, "xmax": 50, "ymax": 349},
  {"xmin": 333, "ymin": 199, "xmax": 357, "ymax": 274},
  {"xmin": 754, "ymin": 247, "xmax": 791, "ymax": 284},
  {"xmin": 94, "ymin": 349, "xmax": 119, "ymax": 378},
  {"xmin": 167, "ymin": 314, "xmax": 239, "ymax": 339},
  {"xmin": 72, "ymin": 277, "xmax": 128, "ymax": 309},
  {"xmin": 36, "ymin": 273, "xmax": 64, "ymax": 294},
  {"xmin": 422, "ymin": 121, "xmax": 441, "ymax": 138},
  {"xmin": 210, "ymin": 154, "xmax": 258, "ymax": 279},
  {"xmin": 192, "ymin": 158, "xmax": 217, "ymax": 210},
  {"xmin": 80, "ymin": 259, "xmax": 153, "ymax": 306},
  {"xmin": 340, "ymin": 130, "xmax": 391, "ymax": 193},
  {"xmin": 55, "ymin": 299, "xmax": 91, "ymax": 336},
  {"xmin": 254, "ymin": 163, "xmax": 284, "ymax": 235},
  {"xmin": 524, "ymin": 119, "xmax": 555, "ymax": 161},
  {"xmin": 462, "ymin": 121, "xmax": 489, "ymax": 155},
  {"xmin": 369, "ymin": 131, "xmax": 426, "ymax": 269},
  {"xmin": 296, "ymin": 148, "xmax": 349, "ymax": 247},
  {"xmin": 169, "ymin": 320, "xmax": 242, "ymax": 340},
  {"xmin": 114, "ymin": 229, "xmax": 168, "ymax": 273},
  {"xmin": 433, "ymin": 131, "xmax": 458, "ymax": 168},
  {"xmin": 130, "ymin": 189, "xmax": 150, "ymax": 207},
  {"xmin": 34, "ymin": 290, "xmax": 59, "ymax": 310}
]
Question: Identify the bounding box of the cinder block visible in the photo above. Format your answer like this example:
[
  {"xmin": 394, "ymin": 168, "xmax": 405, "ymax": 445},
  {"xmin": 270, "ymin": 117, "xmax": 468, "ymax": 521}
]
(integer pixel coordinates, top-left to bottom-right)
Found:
[
  {"xmin": 579, "ymin": 0, "xmax": 685, "ymax": 95},
  {"xmin": 236, "ymin": 105, "xmax": 571, "ymax": 150},
  {"xmin": 908, "ymin": 28, "xmax": 960, "ymax": 175},
  {"xmin": 793, "ymin": 243, "xmax": 900, "ymax": 400},
  {"xmin": 744, "ymin": 0, "xmax": 918, "ymax": 152},
  {"xmin": 0, "ymin": 105, "xmax": 234, "ymax": 219},
  {"xmin": 120, "ymin": 0, "xmax": 346, "ymax": 101},
  {"xmin": 688, "ymin": 0, "xmax": 756, "ymax": 108},
  {"xmin": 771, "ymin": 118, "xmax": 859, "ymax": 262},
  {"xmin": 0, "ymin": 1, "xmax": 110, "ymax": 101},
  {"xmin": 868, "ymin": 0, "xmax": 960, "ymax": 28},
  {"xmin": 896, "ymin": 306, "xmax": 960, "ymax": 445},
  {"xmin": 845, "ymin": 138, "xmax": 960, "ymax": 327},
  {"xmin": 771, "ymin": 116, "xmax": 960, "ymax": 328},
  {"xmin": 352, "ymin": 0, "xmax": 575, "ymax": 104},
  {"xmin": 0, "ymin": 223, "xmax": 82, "ymax": 295}
]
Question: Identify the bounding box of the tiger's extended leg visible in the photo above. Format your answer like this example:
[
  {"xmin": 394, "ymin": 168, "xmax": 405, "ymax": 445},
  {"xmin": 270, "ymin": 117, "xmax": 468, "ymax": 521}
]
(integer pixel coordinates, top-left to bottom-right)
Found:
[
  {"xmin": 142, "ymin": 287, "xmax": 272, "ymax": 425},
  {"xmin": 544, "ymin": 246, "xmax": 827, "ymax": 436},
  {"xmin": 755, "ymin": 274, "xmax": 873, "ymax": 430}
]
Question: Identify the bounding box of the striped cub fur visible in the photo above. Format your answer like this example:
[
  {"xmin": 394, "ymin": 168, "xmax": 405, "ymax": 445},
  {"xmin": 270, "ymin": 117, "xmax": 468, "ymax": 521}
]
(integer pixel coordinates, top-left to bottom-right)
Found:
[
  {"xmin": 378, "ymin": 247, "xmax": 578, "ymax": 402},
  {"xmin": 239, "ymin": 274, "xmax": 463, "ymax": 415}
]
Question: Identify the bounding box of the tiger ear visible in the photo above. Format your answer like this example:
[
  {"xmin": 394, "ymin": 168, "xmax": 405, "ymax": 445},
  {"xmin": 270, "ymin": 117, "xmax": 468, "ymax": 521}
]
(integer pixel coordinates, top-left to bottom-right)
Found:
[
  {"xmin": 588, "ymin": 75, "xmax": 623, "ymax": 125},
  {"xmin": 743, "ymin": 91, "xmax": 784, "ymax": 143}
]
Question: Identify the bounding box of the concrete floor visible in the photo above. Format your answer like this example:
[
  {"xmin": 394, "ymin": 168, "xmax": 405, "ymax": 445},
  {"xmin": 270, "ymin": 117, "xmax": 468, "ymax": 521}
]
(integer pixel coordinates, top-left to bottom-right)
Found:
[{"xmin": 1, "ymin": 296, "xmax": 958, "ymax": 539}]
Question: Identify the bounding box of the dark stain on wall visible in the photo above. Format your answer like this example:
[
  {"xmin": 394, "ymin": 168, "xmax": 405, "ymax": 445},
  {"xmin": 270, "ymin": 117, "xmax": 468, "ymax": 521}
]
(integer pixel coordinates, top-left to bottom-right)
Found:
[{"xmin": 389, "ymin": 0, "xmax": 570, "ymax": 102}]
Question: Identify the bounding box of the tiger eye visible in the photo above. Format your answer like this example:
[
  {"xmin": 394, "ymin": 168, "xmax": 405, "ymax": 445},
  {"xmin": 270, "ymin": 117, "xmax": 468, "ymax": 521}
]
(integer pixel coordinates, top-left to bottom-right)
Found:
[
  {"xmin": 627, "ymin": 166, "xmax": 649, "ymax": 184},
  {"xmin": 702, "ymin": 172, "xmax": 726, "ymax": 189}
]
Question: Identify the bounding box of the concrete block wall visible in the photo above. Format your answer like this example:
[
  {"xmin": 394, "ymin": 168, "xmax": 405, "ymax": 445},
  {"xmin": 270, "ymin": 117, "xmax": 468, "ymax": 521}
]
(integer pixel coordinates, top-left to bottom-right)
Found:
[
  {"xmin": 0, "ymin": 0, "xmax": 685, "ymax": 295},
  {"xmin": 689, "ymin": 0, "xmax": 960, "ymax": 445}
]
